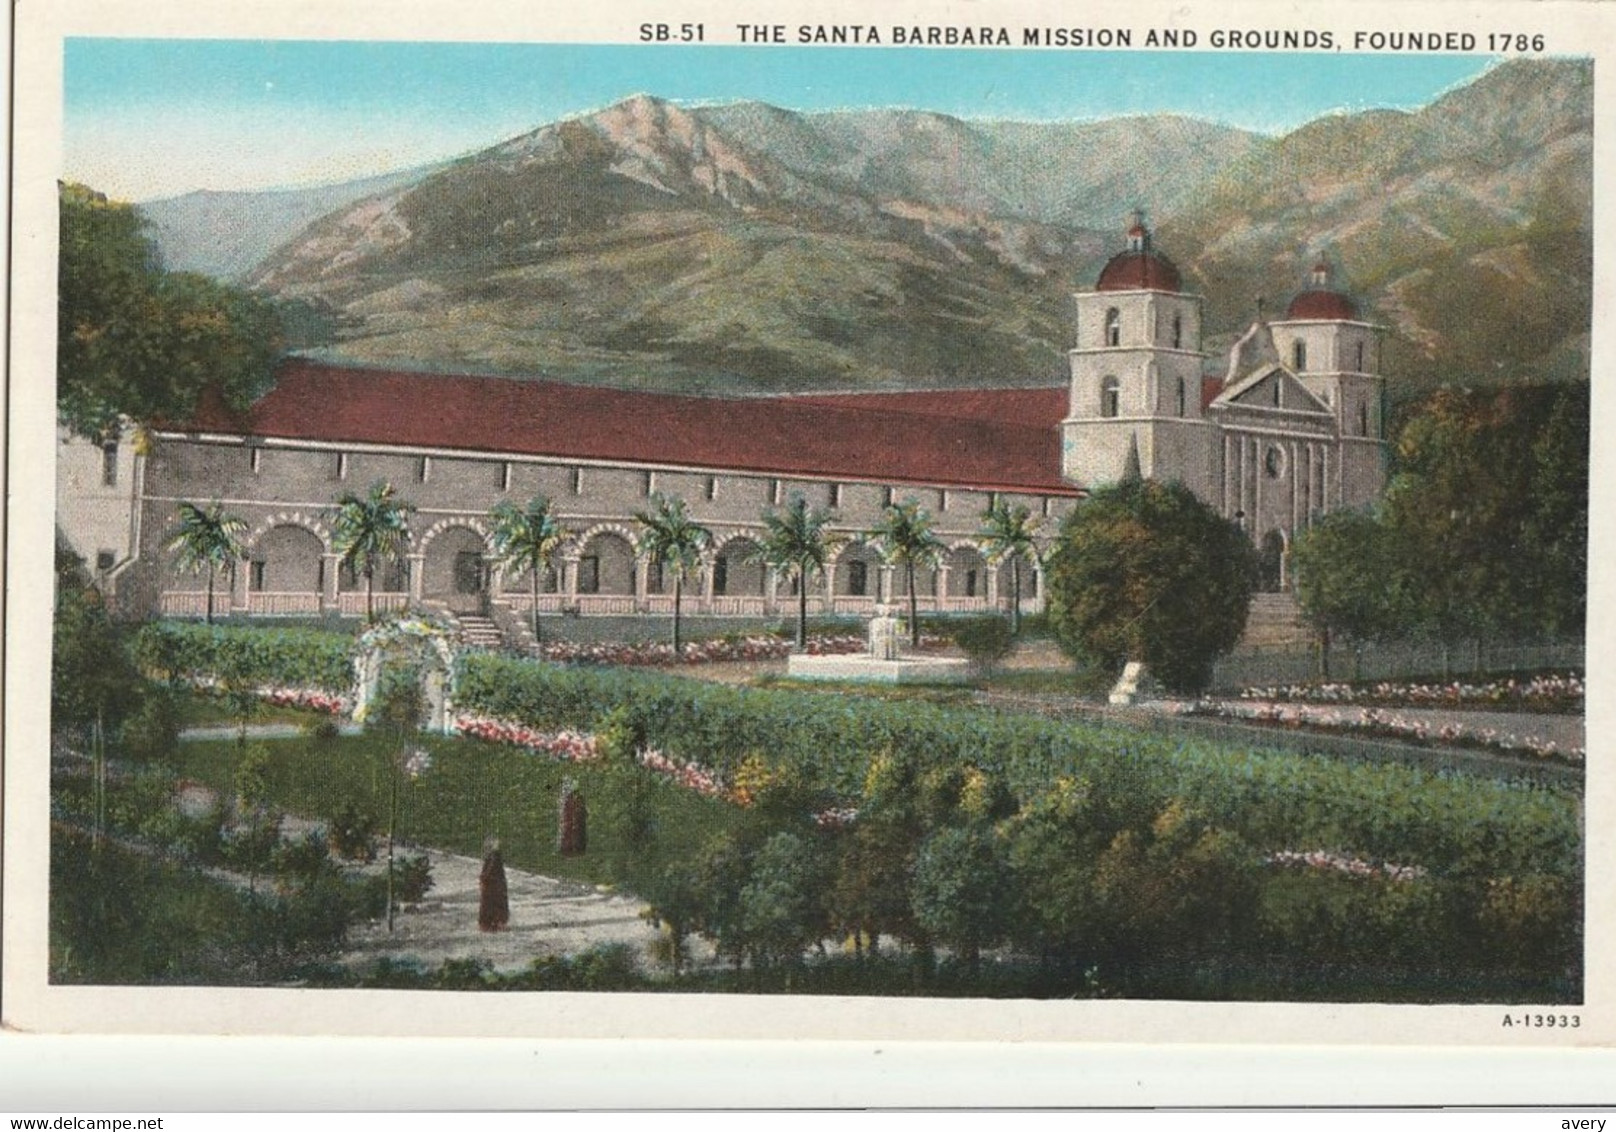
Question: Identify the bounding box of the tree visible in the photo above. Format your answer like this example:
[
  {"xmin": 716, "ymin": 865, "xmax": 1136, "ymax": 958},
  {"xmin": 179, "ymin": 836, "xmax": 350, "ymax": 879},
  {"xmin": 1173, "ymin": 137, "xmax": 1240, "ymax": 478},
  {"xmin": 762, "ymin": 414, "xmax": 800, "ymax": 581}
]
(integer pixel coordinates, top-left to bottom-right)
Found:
[
  {"xmin": 488, "ymin": 496, "xmax": 570, "ymax": 649},
  {"xmin": 977, "ymin": 498, "xmax": 1041, "ymax": 634},
  {"xmin": 1290, "ymin": 509, "xmax": 1411, "ymax": 675},
  {"xmin": 1043, "ymin": 479, "xmax": 1257, "ymax": 695},
  {"xmin": 163, "ymin": 502, "xmax": 247, "ymax": 624},
  {"xmin": 749, "ymin": 494, "xmax": 842, "ymax": 650},
  {"xmin": 909, "ymin": 824, "xmax": 1013, "ymax": 976},
  {"xmin": 58, "ymin": 182, "xmax": 282, "ymax": 440},
  {"xmin": 331, "ymin": 482, "xmax": 415, "ymax": 622},
  {"xmin": 633, "ymin": 493, "xmax": 711, "ymax": 657},
  {"xmin": 868, "ymin": 498, "xmax": 945, "ymax": 649}
]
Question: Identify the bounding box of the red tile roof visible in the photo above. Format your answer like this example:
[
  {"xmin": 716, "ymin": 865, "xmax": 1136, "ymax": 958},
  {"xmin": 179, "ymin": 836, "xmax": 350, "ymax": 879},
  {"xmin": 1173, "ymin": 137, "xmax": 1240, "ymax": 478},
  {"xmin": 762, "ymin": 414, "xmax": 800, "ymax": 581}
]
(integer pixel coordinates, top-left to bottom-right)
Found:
[{"xmin": 185, "ymin": 361, "xmax": 1080, "ymax": 494}]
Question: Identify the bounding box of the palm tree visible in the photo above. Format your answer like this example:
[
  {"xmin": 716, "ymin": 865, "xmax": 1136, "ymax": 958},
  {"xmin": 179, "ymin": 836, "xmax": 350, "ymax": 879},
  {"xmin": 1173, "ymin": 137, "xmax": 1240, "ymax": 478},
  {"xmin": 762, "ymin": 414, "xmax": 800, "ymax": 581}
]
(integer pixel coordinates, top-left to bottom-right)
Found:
[
  {"xmin": 869, "ymin": 498, "xmax": 944, "ymax": 649},
  {"xmin": 164, "ymin": 501, "xmax": 247, "ymax": 624},
  {"xmin": 331, "ymin": 481, "xmax": 415, "ymax": 622},
  {"xmin": 488, "ymin": 495, "xmax": 570, "ymax": 650},
  {"xmin": 978, "ymin": 498, "xmax": 1041, "ymax": 634},
  {"xmin": 633, "ymin": 493, "xmax": 711, "ymax": 657},
  {"xmin": 749, "ymin": 494, "xmax": 842, "ymax": 651}
]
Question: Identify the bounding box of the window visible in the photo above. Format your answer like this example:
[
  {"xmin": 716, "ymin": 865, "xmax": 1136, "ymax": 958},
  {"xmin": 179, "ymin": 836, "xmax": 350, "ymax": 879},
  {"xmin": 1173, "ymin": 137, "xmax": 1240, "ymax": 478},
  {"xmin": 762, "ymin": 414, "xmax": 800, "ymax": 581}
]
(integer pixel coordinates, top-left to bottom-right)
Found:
[
  {"xmin": 1171, "ymin": 314, "xmax": 1183, "ymax": 349},
  {"xmin": 1105, "ymin": 308, "xmax": 1121, "ymax": 348},
  {"xmin": 317, "ymin": 560, "xmax": 326, "ymax": 593},
  {"xmin": 641, "ymin": 470, "xmax": 655, "ymax": 496},
  {"xmin": 501, "ymin": 462, "xmax": 512, "ymax": 492},
  {"xmin": 417, "ymin": 456, "xmax": 431, "ymax": 483},
  {"xmin": 250, "ymin": 446, "xmax": 263, "ymax": 474},
  {"xmin": 1272, "ymin": 380, "xmax": 1282, "ymax": 407},
  {"xmin": 331, "ymin": 451, "xmax": 349, "ymax": 481},
  {"xmin": 646, "ymin": 561, "xmax": 664, "ymax": 593},
  {"xmin": 1293, "ymin": 341, "xmax": 1307, "ymax": 371},
  {"xmin": 830, "ymin": 483, "xmax": 843, "ymax": 508},
  {"xmin": 939, "ymin": 490, "xmax": 949, "ymax": 512},
  {"xmin": 713, "ymin": 556, "xmax": 729, "ymax": 596},
  {"xmin": 1100, "ymin": 377, "xmax": 1120, "ymax": 419},
  {"xmin": 250, "ymin": 561, "xmax": 267, "ymax": 592},
  {"xmin": 571, "ymin": 467, "xmax": 583, "ymax": 494},
  {"xmin": 882, "ymin": 486, "xmax": 895, "ymax": 508},
  {"xmin": 705, "ymin": 476, "xmax": 718, "ymax": 501},
  {"xmin": 1176, "ymin": 377, "xmax": 1187, "ymax": 418},
  {"xmin": 847, "ymin": 559, "xmax": 868, "ymax": 597},
  {"xmin": 1359, "ymin": 402, "xmax": 1370, "ymax": 437},
  {"xmin": 1264, "ymin": 446, "xmax": 1285, "ymax": 479},
  {"xmin": 95, "ymin": 550, "xmax": 115, "ymax": 574},
  {"xmin": 771, "ymin": 479, "xmax": 783, "ymax": 505},
  {"xmin": 1356, "ymin": 341, "xmax": 1366, "ymax": 372},
  {"xmin": 578, "ymin": 556, "xmax": 600, "ymax": 594},
  {"xmin": 101, "ymin": 442, "xmax": 118, "ymax": 487},
  {"xmin": 965, "ymin": 569, "xmax": 978, "ymax": 598}
]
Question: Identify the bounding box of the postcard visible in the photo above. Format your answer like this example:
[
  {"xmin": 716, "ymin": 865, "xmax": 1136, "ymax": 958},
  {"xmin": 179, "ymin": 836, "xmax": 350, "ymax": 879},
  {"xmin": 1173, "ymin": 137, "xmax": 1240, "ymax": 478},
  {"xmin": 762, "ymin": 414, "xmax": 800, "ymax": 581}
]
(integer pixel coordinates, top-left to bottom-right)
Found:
[{"xmin": 6, "ymin": 0, "xmax": 1613, "ymax": 1080}]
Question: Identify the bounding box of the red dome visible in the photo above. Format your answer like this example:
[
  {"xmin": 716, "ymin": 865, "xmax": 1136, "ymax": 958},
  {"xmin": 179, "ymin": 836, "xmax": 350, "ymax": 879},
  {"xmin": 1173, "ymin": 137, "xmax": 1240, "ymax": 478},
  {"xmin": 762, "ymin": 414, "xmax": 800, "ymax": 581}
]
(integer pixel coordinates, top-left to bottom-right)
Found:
[
  {"xmin": 1285, "ymin": 289, "xmax": 1358, "ymax": 320},
  {"xmin": 1096, "ymin": 251, "xmax": 1183, "ymax": 293}
]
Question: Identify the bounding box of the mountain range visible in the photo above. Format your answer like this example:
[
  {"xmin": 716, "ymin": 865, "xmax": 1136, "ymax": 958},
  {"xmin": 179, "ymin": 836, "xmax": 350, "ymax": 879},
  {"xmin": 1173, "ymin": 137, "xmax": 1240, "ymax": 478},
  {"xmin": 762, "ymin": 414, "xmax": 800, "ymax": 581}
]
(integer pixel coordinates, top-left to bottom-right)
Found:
[{"xmin": 138, "ymin": 58, "xmax": 1592, "ymax": 397}]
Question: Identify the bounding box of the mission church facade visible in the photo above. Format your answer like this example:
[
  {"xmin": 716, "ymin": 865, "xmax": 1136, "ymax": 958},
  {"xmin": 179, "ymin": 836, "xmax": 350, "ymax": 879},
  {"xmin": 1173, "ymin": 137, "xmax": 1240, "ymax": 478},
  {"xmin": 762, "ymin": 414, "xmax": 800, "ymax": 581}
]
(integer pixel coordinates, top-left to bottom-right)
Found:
[{"xmin": 59, "ymin": 220, "xmax": 1387, "ymax": 638}]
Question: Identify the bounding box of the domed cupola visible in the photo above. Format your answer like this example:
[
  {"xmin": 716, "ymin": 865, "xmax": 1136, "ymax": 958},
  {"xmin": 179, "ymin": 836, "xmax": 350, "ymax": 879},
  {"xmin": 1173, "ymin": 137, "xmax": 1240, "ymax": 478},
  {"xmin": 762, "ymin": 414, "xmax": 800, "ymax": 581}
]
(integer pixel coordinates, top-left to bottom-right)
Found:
[
  {"xmin": 1096, "ymin": 214, "xmax": 1183, "ymax": 293},
  {"xmin": 1285, "ymin": 257, "xmax": 1358, "ymax": 321}
]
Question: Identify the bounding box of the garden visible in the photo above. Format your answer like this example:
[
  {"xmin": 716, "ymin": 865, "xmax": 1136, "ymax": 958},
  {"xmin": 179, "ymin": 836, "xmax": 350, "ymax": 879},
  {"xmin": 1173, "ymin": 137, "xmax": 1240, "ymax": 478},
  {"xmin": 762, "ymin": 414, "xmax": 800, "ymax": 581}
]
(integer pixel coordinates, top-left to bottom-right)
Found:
[{"xmin": 48, "ymin": 608, "xmax": 1585, "ymax": 1001}]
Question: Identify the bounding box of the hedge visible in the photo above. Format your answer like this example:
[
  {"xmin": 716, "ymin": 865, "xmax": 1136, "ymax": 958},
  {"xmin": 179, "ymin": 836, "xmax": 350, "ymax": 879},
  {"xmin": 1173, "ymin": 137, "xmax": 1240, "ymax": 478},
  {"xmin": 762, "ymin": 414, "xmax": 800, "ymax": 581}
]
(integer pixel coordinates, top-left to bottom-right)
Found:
[
  {"xmin": 132, "ymin": 622, "xmax": 355, "ymax": 694},
  {"xmin": 454, "ymin": 654, "xmax": 1581, "ymax": 882}
]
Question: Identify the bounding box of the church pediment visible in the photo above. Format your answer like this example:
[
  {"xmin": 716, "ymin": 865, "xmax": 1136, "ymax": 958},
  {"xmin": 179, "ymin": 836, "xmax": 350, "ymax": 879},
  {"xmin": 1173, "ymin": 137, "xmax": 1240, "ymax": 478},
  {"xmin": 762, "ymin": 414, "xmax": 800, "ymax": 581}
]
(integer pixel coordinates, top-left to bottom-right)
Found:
[{"xmin": 1211, "ymin": 364, "xmax": 1332, "ymax": 416}]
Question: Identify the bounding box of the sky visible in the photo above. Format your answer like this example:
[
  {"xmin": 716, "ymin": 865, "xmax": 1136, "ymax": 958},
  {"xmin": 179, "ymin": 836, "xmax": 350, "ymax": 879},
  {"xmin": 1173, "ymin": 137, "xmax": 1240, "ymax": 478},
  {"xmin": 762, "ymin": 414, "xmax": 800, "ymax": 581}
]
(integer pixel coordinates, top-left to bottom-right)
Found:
[{"xmin": 63, "ymin": 39, "xmax": 1499, "ymax": 201}]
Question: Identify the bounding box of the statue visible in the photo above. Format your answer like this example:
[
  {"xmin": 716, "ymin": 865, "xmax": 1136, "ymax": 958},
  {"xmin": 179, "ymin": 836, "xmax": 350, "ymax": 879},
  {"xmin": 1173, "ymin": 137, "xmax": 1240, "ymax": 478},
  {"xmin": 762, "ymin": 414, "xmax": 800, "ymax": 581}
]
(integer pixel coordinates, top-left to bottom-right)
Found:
[{"xmin": 478, "ymin": 835, "xmax": 510, "ymax": 931}]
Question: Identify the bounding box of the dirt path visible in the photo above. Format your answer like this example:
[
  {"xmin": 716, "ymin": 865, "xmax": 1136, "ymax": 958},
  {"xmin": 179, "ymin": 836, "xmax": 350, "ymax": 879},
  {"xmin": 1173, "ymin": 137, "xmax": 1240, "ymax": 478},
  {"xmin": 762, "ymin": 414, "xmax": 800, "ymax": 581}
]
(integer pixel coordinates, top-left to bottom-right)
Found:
[{"xmin": 335, "ymin": 835, "xmax": 667, "ymax": 974}]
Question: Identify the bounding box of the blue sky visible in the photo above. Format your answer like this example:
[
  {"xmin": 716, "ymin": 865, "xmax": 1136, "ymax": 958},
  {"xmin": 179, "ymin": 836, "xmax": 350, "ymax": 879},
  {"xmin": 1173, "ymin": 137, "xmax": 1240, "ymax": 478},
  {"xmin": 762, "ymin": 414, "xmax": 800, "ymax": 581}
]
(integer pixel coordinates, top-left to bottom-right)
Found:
[{"xmin": 64, "ymin": 39, "xmax": 1498, "ymax": 201}]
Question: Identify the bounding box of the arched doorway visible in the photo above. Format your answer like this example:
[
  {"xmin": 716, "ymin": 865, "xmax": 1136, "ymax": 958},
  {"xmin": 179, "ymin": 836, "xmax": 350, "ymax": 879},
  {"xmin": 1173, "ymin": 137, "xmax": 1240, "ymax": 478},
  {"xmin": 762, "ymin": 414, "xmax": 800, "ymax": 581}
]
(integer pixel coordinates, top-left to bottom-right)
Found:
[
  {"xmin": 422, "ymin": 526, "xmax": 490, "ymax": 614},
  {"xmin": 712, "ymin": 537, "xmax": 766, "ymax": 597},
  {"xmin": 834, "ymin": 542, "xmax": 883, "ymax": 600},
  {"xmin": 1259, "ymin": 529, "xmax": 1288, "ymax": 593},
  {"xmin": 575, "ymin": 531, "xmax": 636, "ymax": 596},
  {"xmin": 946, "ymin": 547, "xmax": 988, "ymax": 602}
]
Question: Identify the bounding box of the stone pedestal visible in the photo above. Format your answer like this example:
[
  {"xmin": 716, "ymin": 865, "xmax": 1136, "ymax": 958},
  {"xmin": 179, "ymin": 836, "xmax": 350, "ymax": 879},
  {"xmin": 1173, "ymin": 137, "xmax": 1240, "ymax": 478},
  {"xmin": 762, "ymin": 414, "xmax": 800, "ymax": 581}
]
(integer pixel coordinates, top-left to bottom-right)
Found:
[
  {"xmin": 1108, "ymin": 661, "xmax": 1159, "ymax": 705},
  {"xmin": 786, "ymin": 654, "xmax": 971, "ymax": 685}
]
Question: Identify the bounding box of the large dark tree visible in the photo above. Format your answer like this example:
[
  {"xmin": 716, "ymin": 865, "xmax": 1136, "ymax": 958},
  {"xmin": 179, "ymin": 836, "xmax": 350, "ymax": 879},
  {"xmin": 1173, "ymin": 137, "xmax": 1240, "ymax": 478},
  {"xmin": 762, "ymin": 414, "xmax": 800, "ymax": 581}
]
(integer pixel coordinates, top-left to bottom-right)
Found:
[
  {"xmin": 58, "ymin": 183, "xmax": 283, "ymax": 439},
  {"xmin": 1043, "ymin": 479, "xmax": 1257, "ymax": 695}
]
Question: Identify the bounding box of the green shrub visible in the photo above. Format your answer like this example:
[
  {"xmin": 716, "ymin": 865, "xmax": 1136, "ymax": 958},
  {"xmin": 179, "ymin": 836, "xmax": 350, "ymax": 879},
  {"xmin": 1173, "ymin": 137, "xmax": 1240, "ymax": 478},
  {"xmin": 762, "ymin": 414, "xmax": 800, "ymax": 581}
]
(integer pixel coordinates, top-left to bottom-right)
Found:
[
  {"xmin": 391, "ymin": 851, "xmax": 434, "ymax": 904},
  {"xmin": 952, "ymin": 616, "xmax": 1014, "ymax": 675},
  {"xmin": 117, "ymin": 690, "xmax": 182, "ymax": 764},
  {"xmin": 327, "ymin": 800, "xmax": 379, "ymax": 862}
]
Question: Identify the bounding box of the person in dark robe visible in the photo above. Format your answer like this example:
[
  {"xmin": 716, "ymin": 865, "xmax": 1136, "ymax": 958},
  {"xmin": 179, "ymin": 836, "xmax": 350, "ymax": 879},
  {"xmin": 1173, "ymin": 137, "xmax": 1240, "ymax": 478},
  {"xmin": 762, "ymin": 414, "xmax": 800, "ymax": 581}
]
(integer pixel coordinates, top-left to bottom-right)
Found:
[
  {"xmin": 558, "ymin": 780, "xmax": 588, "ymax": 857},
  {"xmin": 478, "ymin": 835, "xmax": 510, "ymax": 932}
]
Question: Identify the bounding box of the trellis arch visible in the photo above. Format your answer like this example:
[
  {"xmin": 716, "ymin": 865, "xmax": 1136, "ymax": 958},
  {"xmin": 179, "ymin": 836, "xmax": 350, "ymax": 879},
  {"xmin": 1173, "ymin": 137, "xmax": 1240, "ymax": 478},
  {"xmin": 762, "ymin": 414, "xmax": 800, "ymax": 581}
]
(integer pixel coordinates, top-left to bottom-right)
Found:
[
  {"xmin": 351, "ymin": 616, "xmax": 460, "ymax": 734},
  {"xmin": 245, "ymin": 511, "xmax": 333, "ymax": 553}
]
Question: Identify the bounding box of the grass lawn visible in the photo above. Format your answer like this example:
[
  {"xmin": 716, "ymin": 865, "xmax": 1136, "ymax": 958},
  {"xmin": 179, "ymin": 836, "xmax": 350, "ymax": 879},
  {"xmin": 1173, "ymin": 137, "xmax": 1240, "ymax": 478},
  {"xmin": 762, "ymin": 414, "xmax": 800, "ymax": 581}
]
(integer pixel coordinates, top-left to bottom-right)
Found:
[
  {"xmin": 174, "ymin": 731, "xmax": 745, "ymax": 890},
  {"xmin": 177, "ymin": 688, "xmax": 331, "ymax": 729}
]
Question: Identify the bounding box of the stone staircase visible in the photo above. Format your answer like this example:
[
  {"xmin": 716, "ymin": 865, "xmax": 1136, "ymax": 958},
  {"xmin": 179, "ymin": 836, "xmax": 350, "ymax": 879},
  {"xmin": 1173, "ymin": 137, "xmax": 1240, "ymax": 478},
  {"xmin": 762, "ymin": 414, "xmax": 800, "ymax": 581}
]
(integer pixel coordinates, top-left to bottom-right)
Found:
[
  {"xmin": 453, "ymin": 612, "xmax": 505, "ymax": 652},
  {"xmin": 1240, "ymin": 592, "xmax": 1312, "ymax": 649}
]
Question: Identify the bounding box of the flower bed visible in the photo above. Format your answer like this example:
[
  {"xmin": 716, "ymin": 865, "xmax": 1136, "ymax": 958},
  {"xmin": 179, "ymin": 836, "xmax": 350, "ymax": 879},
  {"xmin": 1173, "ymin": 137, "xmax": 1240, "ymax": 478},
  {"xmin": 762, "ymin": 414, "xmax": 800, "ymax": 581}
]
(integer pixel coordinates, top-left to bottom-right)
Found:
[
  {"xmin": 1265, "ymin": 849, "xmax": 1428, "ymax": 884},
  {"xmin": 535, "ymin": 632, "xmax": 949, "ymax": 667},
  {"xmin": 1236, "ymin": 673, "xmax": 1583, "ymax": 714},
  {"xmin": 1194, "ymin": 700, "xmax": 1583, "ymax": 764}
]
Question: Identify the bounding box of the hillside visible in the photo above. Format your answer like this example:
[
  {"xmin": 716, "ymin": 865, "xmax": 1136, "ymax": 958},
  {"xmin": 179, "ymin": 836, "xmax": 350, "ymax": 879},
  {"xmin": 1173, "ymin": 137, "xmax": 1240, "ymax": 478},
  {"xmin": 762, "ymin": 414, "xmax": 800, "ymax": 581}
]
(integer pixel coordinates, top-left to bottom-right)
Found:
[{"xmin": 143, "ymin": 58, "xmax": 1589, "ymax": 395}]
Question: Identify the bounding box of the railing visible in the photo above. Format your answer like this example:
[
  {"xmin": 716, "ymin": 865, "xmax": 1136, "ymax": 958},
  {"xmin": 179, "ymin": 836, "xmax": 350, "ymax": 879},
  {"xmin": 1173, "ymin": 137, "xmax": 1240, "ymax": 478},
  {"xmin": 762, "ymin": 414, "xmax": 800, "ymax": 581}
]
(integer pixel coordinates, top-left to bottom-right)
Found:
[
  {"xmin": 641, "ymin": 595, "xmax": 677, "ymax": 615},
  {"xmin": 831, "ymin": 596, "xmax": 878, "ymax": 616},
  {"xmin": 499, "ymin": 593, "xmax": 567, "ymax": 613},
  {"xmin": 708, "ymin": 595, "xmax": 769, "ymax": 617},
  {"xmin": 936, "ymin": 596, "xmax": 992, "ymax": 614},
  {"xmin": 159, "ymin": 591, "xmax": 214, "ymax": 618},
  {"xmin": 246, "ymin": 591, "xmax": 321, "ymax": 616},
  {"xmin": 1209, "ymin": 638, "xmax": 1586, "ymax": 693},
  {"xmin": 337, "ymin": 592, "xmax": 409, "ymax": 618},
  {"xmin": 575, "ymin": 595, "xmax": 637, "ymax": 616}
]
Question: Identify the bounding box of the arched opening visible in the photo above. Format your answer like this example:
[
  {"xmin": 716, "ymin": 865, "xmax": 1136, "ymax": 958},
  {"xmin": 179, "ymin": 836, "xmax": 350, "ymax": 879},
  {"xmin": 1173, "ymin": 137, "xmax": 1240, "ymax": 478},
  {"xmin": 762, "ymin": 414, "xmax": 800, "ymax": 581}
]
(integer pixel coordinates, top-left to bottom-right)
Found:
[
  {"xmin": 1105, "ymin": 307, "xmax": 1121, "ymax": 348},
  {"xmin": 249, "ymin": 524, "xmax": 324, "ymax": 614},
  {"xmin": 1259, "ymin": 529, "xmax": 1287, "ymax": 593},
  {"xmin": 1355, "ymin": 341, "xmax": 1366, "ymax": 373},
  {"xmin": 1359, "ymin": 401, "xmax": 1370, "ymax": 437},
  {"xmin": 1101, "ymin": 376, "xmax": 1121, "ymax": 419},
  {"xmin": 1292, "ymin": 340, "xmax": 1307, "ymax": 371},
  {"xmin": 575, "ymin": 531, "xmax": 636, "ymax": 596},
  {"xmin": 713, "ymin": 538, "xmax": 766, "ymax": 597},
  {"xmin": 1171, "ymin": 313, "xmax": 1183, "ymax": 350},
  {"xmin": 946, "ymin": 547, "xmax": 988, "ymax": 599},
  {"xmin": 834, "ymin": 543, "xmax": 883, "ymax": 598},
  {"xmin": 1176, "ymin": 376, "xmax": 1187, "ymax": 418},
  {"xmin": 420, "ymin": 527, "xmax": 490, "ymax": 614}
]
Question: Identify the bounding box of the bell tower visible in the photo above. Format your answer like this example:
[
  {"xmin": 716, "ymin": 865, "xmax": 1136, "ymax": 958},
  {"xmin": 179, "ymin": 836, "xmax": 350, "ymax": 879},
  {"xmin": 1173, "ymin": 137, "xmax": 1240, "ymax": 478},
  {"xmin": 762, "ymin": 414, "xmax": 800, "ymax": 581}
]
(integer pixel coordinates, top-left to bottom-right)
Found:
[{"xmin": 1062, "ymin": 216, "xmax": 1213, "ymax": 499}]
